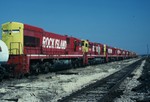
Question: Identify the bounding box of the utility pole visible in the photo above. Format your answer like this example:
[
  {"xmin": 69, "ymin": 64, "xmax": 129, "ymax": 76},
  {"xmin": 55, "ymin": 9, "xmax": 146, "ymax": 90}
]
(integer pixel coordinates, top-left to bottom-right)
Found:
[{"xmin": 147, "ymin": 44, "xmax": 149, "ymax": 57}]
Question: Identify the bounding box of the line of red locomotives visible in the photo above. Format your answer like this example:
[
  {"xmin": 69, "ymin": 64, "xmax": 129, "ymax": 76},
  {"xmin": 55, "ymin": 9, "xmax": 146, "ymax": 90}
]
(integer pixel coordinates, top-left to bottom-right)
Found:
[{"xmin": 0, "ymin": 22, "xmax": 137, "ymax": 77}]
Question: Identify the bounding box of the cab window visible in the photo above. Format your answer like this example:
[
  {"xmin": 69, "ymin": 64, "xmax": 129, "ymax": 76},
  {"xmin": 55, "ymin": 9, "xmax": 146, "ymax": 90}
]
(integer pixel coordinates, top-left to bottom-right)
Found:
[
  {"xmin": 85, "ymin": 43, "xmax": 88, "ymax": 47},
  {"xmin": 3, "ymin": 30, "xmax": 9, "ymax": 34},
  {"xmin": 11, "ymin": 29, "xmax": 20, "ymax": 33},
  {"xmin": 81, "ymin": 41, "xmax": 84, "ymax": 46}
]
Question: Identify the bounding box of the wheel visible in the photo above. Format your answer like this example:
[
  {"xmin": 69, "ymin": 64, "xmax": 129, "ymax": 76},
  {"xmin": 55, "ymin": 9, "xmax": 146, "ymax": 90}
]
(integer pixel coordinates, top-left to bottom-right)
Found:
[
  {"xmin": 0, "ymin": 66, "xmax": 5, "ymax": 81},
  {"xmin": 30, "ymin": 63, "xmax": 40, "ymax": 75},
  {"xmin": 41, "ymin": 62, "xmax": 50, "ymax": 73}
]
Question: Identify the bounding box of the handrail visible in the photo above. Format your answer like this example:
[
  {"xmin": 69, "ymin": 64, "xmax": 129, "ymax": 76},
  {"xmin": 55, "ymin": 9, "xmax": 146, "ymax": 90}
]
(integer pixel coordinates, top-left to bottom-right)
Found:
[{"xmin": 9, "ymin": 42, "xmax": 23, "ymax": 55}]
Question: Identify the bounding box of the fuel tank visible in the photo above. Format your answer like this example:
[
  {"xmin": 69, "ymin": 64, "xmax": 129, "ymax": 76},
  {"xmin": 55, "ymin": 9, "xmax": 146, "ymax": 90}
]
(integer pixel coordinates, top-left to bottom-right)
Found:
[{"xmin": 0, "ymin": 40, "xmax": 9, "ymax": 63}]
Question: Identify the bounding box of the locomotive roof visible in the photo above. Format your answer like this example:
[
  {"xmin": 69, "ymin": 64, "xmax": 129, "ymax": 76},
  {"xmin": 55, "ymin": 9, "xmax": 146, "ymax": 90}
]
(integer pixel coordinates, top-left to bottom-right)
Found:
[{"xmin": 24, "ymin": 24, "xmax": 43, "ymax": 33}]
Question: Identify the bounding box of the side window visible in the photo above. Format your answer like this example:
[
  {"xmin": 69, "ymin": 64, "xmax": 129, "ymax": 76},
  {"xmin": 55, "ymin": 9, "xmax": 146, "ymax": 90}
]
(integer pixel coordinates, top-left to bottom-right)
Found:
[
  {"xmin": 24, "ymin": 36, "xmax": 40, "ymax": 47},
  {"xmin": 0, "ymin": 46, "xmax": 2, "ymax": 52},
  {"xmin": 89, "ymin": 44, "xmax": 92, "ymax": 48}
]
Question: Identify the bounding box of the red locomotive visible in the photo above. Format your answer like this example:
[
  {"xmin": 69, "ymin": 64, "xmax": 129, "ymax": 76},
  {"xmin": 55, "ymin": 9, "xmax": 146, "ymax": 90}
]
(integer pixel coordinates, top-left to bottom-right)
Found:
[{"xmin": 1, "ymin": 22, "xmax": 137, "ymax": 77}]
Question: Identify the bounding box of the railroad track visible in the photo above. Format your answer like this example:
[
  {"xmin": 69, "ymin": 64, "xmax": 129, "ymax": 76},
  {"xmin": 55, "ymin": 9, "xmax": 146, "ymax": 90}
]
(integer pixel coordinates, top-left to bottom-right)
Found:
[{"xmin": 59, "ymin": 59, "xmax": 143, "ymax": 102}]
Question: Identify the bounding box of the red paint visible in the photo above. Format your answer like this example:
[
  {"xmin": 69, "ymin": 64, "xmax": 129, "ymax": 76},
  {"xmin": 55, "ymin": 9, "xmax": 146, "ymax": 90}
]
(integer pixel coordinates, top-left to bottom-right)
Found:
[{"xmin": 7, "ymin": 23, "xmax": 137, "ymax": 75}]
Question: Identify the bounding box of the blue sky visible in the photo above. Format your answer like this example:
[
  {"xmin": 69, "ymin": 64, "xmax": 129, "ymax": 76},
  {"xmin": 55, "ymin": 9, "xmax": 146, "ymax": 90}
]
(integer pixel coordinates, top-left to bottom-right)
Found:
[{"xmin": 0, "ymin": 0, "xmax": 150, "ymax": 54}]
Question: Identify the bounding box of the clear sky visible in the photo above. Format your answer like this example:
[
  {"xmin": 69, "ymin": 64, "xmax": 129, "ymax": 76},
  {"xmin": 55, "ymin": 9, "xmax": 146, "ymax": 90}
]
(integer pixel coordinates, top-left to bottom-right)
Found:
[{"xmin": 0, "ymin": 0, "xmax": 150, "ymax": 54}]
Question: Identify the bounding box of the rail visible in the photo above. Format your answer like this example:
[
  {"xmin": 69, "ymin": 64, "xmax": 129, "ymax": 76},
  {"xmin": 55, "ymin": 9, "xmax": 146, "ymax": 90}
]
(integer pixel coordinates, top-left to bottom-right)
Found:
[{"xmin": 58, "ymin": 58, "xmax": 143, "ymax": 102}]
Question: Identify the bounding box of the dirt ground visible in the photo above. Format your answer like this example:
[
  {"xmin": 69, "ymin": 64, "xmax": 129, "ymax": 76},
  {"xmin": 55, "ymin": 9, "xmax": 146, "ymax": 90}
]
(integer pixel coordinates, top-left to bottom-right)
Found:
[{"xmin": 0, "ymin": 58, "xmax": 139, "ymax": 102}]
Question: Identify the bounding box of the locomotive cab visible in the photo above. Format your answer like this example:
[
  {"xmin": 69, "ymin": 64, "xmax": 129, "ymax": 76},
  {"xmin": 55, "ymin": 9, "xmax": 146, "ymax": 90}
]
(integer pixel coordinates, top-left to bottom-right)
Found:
[
  {"xmin": 2, "ymin": 22, "xmax": 24, "ymax": 55},
  {"xmin": 1, "ymin": 22, "xmax": 29, "ymax": 75},
  {"xmin": 81, "ymin": 40, "xmax": 89, "ymax": 53},
  {"xmin": 81, "ymin": 40, "xmax": 89, "ymax": 65}
]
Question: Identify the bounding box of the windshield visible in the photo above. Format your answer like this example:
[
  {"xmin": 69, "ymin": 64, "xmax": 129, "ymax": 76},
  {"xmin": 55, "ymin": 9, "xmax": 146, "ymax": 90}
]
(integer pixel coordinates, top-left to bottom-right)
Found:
[{"xmin": 3, "ymin": 29, "xmax": 20, "ymax": 34}]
